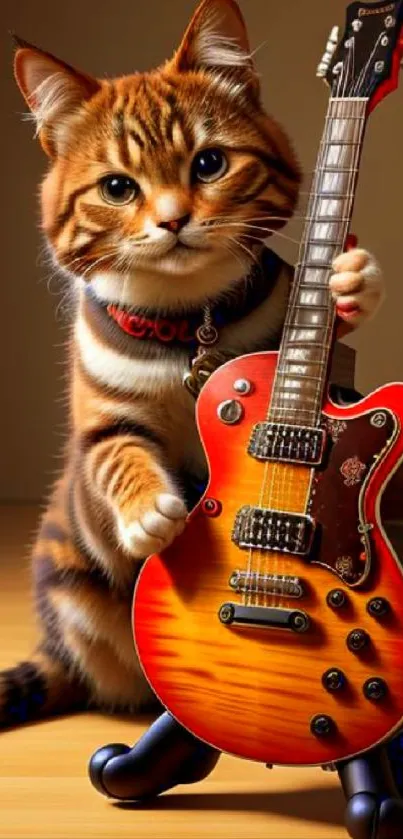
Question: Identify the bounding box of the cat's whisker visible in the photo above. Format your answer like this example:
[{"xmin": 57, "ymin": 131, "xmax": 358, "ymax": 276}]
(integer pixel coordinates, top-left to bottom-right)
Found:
[
  {"xmin": 220, "ymin": 239, "xmax": 249, "ymax": 273},
  {"xmin": 80, "ymin": 250, "xmax": 122, "ymax": 281},
  {"xmin": 226, "ymin": 235, "xmax": 260, "ymax": 266},
  {"xmin": 226, "ymin": 223, "xmax": 301, "ymax": 246}
]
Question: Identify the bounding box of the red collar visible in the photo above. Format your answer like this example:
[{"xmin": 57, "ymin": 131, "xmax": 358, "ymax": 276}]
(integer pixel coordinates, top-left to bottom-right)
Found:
[
  {"xmin": 107, "ymin": 304, "xmax": 198, "ymax": 345},
  {"xmin": 103, "ymin": 248, "xmax": 285, "ymax": 347}
]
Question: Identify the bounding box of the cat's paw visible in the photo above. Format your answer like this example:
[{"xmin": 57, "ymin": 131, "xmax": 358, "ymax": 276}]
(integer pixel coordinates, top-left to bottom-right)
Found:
[
  {"xmin": 330, "ymin": 248, "xmax": 384, "ymax": 327},
  {"xmin": 118, "ymin": 493, "xmax": 187, "ymax": 559}
]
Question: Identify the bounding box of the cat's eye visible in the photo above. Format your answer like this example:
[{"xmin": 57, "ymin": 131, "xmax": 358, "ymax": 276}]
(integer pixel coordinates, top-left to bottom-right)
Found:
[
  {"xmin": 191, "ymin": 148, "xmax": 228, "ymax": 184},
  {"xmin": 99, "ymin": 175, "xmax": 139, "ymax": 206}
]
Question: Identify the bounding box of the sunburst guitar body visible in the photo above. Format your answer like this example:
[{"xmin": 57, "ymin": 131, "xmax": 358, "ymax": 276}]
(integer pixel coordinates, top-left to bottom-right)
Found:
[
  {"xmin": 134, "ymin": 353, "xmax": 403, "ymax": 766},
  {"xmin": 133, "ymin": 0, "xmax": 403, "ymax": 767}
]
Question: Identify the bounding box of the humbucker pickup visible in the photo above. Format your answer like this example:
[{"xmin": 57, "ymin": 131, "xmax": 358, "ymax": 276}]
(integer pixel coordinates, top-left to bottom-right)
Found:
[
  {"xmin": 248, "ymin": 422, "xmax": 326, "ymax": 465},
  {"xmin": 232, "ymin": 506, "xmax": 315, "ymax": 555}
]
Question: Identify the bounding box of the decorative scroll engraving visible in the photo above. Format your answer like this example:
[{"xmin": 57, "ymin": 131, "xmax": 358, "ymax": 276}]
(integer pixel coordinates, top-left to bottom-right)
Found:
[
  {"xmin": 326, "ymin": 418, "xmax": 348, "ymax": 442},
  {"xmin": 340, "ymin": 456, "xmax": 367, "ymax": 486}
]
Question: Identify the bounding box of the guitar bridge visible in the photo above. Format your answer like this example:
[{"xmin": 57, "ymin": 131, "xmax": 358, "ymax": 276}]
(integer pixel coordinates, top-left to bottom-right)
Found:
[
  {"xmin": 218, "ymin": 603, "xmax": 310, "ymax": 633},
  {"xmin": 229, "ymin": 571, "xmax": 304, "ymax": 598}
]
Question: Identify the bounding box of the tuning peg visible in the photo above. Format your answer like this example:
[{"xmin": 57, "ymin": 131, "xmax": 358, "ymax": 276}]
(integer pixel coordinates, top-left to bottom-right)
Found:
[{"xmin": 317, "ymin": 25, "xmax": 339, "ymax": 77}]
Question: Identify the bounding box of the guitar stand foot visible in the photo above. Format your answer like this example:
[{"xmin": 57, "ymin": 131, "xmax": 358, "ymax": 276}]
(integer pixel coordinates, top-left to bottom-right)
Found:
[
  {"xmin": 338, "ymin": 745, "xmax": 403, "ymax": 839},
  {"xmin": 88, "ymin": 711, "xmax": 220, "ymax": 801}
]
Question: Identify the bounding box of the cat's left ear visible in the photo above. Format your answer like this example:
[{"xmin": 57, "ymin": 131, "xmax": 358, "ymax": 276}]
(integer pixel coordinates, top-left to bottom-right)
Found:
[
  {"xmin": 173, "ymin": 0, "xmax": 259, "ymax": 97},
  {"xmin": 13, "ymin": 36, "xmax": 100, "ymax": 156}
]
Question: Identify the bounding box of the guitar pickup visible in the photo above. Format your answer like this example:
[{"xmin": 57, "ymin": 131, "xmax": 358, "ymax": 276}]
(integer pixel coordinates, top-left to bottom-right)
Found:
[
  {"xmin": 232, "ymin": 506, "xmax": 315, "ymax": 556},
  {"xmin": 248, "ymin": 422, "xmax": 326, "ymax": 465}
]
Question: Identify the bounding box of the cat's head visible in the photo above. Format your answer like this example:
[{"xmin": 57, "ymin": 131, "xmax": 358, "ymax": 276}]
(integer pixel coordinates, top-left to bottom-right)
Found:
[{"xmin": 14, "ymin": 0, "xmax": 300, "ymax": 311}]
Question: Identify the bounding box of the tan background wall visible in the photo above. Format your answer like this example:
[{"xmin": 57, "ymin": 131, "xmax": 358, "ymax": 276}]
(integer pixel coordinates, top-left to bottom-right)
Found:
[{"xmin": 1, "ymin": 0, "xmax": 402, "ymax": 501}]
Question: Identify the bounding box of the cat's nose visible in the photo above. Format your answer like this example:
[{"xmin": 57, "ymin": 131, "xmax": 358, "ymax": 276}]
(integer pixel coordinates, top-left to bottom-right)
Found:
[{"xmin": 158, "ymin": 215, "xmax": 191, "ymax": 234}]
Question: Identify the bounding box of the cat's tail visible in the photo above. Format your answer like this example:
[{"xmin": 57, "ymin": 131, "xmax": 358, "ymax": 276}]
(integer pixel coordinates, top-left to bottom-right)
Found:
[{"xmin": 0, "ymin": 648, "xmax": 88, "ymax": 729}]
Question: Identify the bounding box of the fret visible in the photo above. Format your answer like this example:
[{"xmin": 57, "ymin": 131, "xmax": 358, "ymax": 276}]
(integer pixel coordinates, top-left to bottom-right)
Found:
[
  {"xmin": 293, "ymin": 304, "xmax": 330, "ymax": 311},
  {"xmin": 306, "ymin": 238, "xmax": 342, "ymax": 247},
  {"xmin": 269, "ymin": 406, "xmax": 317, "ymax": 417},
  {"xmin": 319, "ymin": 140, "xmax": 360, "ymax": 146},
  {"xmin": 309, "ymin": 214, "xmax": 349, "ymax": 224},
  {"xmin": 296, "ymin": 260, "xmax": 335, "ymax": 270},
  {"xmin": 308, "ymin": 191, "xmax": 355, "ymax": 200},
  {"xmin": 317, "ymin": 166, "xmax": 359, "ymax": 174},
  {"xmin": 293, "ymin": 282, "xmax": 330, "ymax": 291}
]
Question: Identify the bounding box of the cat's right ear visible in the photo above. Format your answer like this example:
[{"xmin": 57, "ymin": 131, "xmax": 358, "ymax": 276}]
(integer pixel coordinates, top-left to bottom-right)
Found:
[
  {"xmin": 173, "ymin": 0, "xmax": 260, "ymax": 97},
  {"xmin": 13, "ymin": 36, "xmax": 100, "ymax": 157}
]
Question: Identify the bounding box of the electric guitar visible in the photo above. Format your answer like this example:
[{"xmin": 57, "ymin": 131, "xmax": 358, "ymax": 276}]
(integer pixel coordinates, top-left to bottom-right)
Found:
[{"xmin": 133, "ymin": 1, "xmax": 403, "ymax": 767}]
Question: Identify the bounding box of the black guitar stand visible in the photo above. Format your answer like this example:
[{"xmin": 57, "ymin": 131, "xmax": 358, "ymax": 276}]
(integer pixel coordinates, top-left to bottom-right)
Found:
[
  {"xmin": 89, "ymin": 711, "xmax": 403, "ymax": 838},
  {"xmin": 89, "ymin": 710, "xmax": 220, "ymax": 801}
]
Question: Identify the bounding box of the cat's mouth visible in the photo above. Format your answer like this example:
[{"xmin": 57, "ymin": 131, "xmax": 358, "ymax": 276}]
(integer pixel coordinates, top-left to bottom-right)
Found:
[
  {"xmin": 172, "ymin": 240, "xmax": 209, "ymax": 254},
  {"xmin": 173, "ymin": 241, "xmax": 194, "ymax": 251}
]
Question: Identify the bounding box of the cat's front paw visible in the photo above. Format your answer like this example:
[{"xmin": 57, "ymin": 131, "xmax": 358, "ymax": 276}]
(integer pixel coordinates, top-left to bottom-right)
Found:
[
  {"xmin": 330, "ymin": 248, "xmax": 385, "ymax": 328},
  {"xmin": 118, "ymin": 493, "xmax": 187, "ymax": 559}
]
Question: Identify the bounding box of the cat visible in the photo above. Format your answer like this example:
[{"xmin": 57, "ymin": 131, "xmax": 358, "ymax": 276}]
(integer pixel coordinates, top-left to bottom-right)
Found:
[{"xmin": 2, "ymin": 0, "xmax": 384, "ymax": 728}]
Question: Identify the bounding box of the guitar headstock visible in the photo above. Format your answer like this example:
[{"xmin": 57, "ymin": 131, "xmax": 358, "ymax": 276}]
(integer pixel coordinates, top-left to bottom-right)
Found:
[{"xmin": 317, "ymin": 0, "xmax": 403, "ymax": 112}]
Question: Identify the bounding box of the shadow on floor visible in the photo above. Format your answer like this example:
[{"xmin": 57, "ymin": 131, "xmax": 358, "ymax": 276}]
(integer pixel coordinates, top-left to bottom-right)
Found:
[{"xmin": 115, "ymin": 785, "xmax": 345, "ymax": 826}]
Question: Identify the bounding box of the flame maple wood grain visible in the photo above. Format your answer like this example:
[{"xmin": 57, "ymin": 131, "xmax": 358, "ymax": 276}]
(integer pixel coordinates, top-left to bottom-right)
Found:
[{"xmin": 133, "ymin": 352, "xmax": 403, "ymax": 767}]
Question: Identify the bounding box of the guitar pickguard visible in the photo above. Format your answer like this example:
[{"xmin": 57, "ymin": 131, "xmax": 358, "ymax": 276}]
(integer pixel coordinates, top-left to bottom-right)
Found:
[{"xmin": 309, "ymin": 408, "xmax": 397, "ymax": 586}]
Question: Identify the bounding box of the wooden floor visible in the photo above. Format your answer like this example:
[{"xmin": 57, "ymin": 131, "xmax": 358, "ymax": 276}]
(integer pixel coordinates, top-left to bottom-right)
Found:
[{"xmin": 0, "ymin": 505, "xmax": 347, "ymax": 839}]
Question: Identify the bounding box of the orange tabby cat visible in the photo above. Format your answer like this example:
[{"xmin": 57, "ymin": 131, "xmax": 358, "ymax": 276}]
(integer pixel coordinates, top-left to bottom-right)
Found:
[{"xmin": 2, "ymin": 0, "xmax": 384, "ymax": 726}]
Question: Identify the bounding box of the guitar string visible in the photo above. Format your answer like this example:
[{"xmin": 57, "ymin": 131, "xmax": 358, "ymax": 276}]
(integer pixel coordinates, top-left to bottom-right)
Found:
[
  {"xmin": 262, "ymin": 27, "xmax": 390, "ymax": 607},
  {"xmin": 263, "ymin": 99, "xmax": 367, "ymax": 599},
  {"xmin": 268, "ymin": 103, "xmax": 365, "ymax": 608},
  {"xmin": 253, "ymin": 99, "xmax": 340, "ymax": 606},
  {"xmin": 242, "ymin": 28, "xmax": 383, "ymax": 608},
  {"xmin": 251, "ymin": 49, "xmax": 367, "ymax": 607},
  {"xmin": 254, "ymin": 102, "xmax": 334, "ymax": 608}
]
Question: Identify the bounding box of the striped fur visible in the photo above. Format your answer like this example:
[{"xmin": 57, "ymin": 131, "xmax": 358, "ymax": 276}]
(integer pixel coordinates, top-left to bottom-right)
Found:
[{"xmin": 6, "ymin": 0, "xmax": 377, "ymax": 729}]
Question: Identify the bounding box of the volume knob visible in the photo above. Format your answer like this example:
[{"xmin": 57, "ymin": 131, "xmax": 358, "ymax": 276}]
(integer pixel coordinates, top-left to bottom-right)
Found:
[
  {"xmin": 363, "ymin": 678, "xmax": 388, "ymax": 701},
  {"xmin": 310, "ymin": 714, "xmax": 335, "ymax": 737},
  {"xmin": 217, "ymin": 400, "xmax": 244, "ymax": 425},
  {"xmin": 347, "ymin": 628, "xmax": 370, "ymax": 652},
  {"xmin": 327, "ymin": 589, "xmax": 347, "ymax": 609},
  {"xmin": 322, "ymin": 668, "xmax": 345, "ymax": 692},
  {"xmin": 367, "ymin": 598, "xmax": 389, "ymax": 619}
]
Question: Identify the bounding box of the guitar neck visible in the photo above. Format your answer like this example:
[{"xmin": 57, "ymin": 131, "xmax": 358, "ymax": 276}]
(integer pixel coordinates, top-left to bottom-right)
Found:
[{"xmin": 269, "ymin": 96, "xmax": 368, "ymax": 427}]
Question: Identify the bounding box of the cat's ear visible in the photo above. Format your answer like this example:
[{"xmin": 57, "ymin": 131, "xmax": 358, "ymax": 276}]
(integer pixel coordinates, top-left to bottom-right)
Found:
[
  {"xmin": 13, "ymin": 37, "xmax": 100, "ymax": 156},
  {"xmin": 173, "ymin": 0, "xmax": 259, "ymax": 96}
]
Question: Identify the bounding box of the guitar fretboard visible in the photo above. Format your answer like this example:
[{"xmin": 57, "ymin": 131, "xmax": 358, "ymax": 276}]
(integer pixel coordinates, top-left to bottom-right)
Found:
[{"xmin": 269, "ymin": 97, "xmax": 368, "ymax": 426}]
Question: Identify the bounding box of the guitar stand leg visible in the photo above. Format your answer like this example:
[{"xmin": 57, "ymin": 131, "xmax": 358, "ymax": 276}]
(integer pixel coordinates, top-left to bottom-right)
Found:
[
  {"xmin": 88, "ymin": 710, "xmax": 221, "ymax": 801},
  {"xmin": 338, "ymin": 744, "xmax": 403, "ymax": 839}
]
